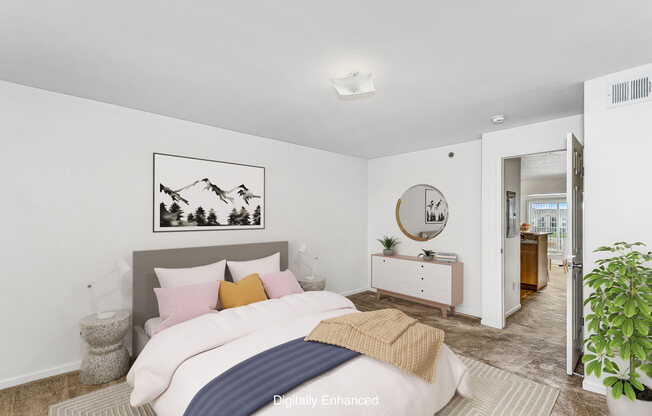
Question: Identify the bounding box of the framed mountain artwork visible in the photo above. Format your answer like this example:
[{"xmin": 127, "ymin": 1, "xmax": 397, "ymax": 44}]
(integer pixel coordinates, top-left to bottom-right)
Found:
[
  {"xmin": 424, "ymin": 187, "xmax": 448, "ymax": 225},
  {"xmin": 153, "ymin": 153, "xmax": 265, "ymax": 232}
]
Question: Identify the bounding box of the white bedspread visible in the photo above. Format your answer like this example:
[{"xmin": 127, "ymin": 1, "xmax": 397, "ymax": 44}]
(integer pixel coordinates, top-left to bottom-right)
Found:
[{"xmin": 127, "ymin": 291, "xmax": 472, "ymax": 416}]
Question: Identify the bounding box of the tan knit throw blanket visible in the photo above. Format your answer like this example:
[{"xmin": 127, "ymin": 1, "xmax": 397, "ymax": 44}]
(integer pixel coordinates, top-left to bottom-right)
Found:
[{"xmin": 305, "ymin": 309, "xmax": 444, "ymax": 383}]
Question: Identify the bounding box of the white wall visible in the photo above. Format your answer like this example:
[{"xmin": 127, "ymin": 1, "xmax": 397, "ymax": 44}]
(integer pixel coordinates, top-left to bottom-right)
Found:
[
  {"xmin": 582, "ymin": 63, "xmax": 652, "ymax": 394},
  {"xmin": 503, "ymin": 158, "xmax": 521, "ymax": 317},
  {"xmin": 367, "ymin": 140, "xmax": 482, "ymax": 317},
  {"xmin": 481, "ymin": 115, "xmax": 584, "ymax": 328},
  {"xmin": 520, "ymin": 177, "xmax": 566, "ymax": 223},
  {"xmin": 0, "ymin": 81, "xmax": 369, "ymax": 387}
]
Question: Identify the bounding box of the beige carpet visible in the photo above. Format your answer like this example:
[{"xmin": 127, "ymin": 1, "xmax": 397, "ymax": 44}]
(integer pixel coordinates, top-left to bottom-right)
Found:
[
  {"xmin": 349, "ymin": 267, "xmax": 606, "ymax": 416},
  {"xmin": 49, "ymin": 356, "xmax": 558, "ymax": 416}
]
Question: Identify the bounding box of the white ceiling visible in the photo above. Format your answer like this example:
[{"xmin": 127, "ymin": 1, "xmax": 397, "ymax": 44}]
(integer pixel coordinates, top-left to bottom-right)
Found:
[
  {"xmin": 521, "ymin": 151, "xmax": 566, "ymax": 180},
  {"xmin": 2, "ymin": 1, "xmax": 652, "ymax": 159}
]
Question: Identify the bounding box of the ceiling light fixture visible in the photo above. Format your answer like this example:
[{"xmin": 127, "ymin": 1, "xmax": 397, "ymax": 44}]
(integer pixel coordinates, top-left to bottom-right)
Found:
[
  {"xmin": 490, "ymin": 114, "xmax": 507, "ymax": 124},
  {"xmin": 330, "ymin": 72, "xmax": 375, "ymax": 96}
]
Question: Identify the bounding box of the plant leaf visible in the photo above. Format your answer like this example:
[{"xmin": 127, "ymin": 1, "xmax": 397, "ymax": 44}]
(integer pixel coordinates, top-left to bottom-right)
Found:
[
  {"xmin": 633, "ymin": 317, "xmax": 649, "ymax": 335},
  {"xmin": 622, "ymin": 318, "xmax": 634, "ymax": 337},
  {"xmin": 612, "ymin": 380, "xmax": 623, "ymax": 399},
  {"xmin": 640, "ymin": 364, "xmax": 652, "ymax": 378},
  {"xmin": 614, "ymin": 294, "xmax": 629, "ymax": 306},
  {"xmin": 630, "ymin": 378, "xmax": 645, "ymax": 391},
  {"xmin": 624, "ymin": 300, "xmax": 636, "ymax": 317},
  {"xmin": 619, "ymin": 342, "xmax": 631, "ymax": 360},
  {"xmin": 623, "ymin": 381, "xmax": 636, "ymax": 401},
  {"xmin": 631, "ymin": 341, "xmax": 646, "ymax": 360},
  {"xmin": 582, "ymin": 354, "xmax": 596, "ymax": 363},
  {"xmin": 602, "ymin": 376, "xmax": 619, "ymax": 387},
  {"xmin": 613, "ymin": 315, "xmax": 626, "ymax": 327}
]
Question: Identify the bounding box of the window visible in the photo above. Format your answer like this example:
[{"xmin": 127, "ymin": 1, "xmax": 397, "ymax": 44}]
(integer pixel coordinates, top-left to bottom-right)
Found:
[{"xmin": 528, "ymin": 198, "xmax": 567, "ymax": 254}]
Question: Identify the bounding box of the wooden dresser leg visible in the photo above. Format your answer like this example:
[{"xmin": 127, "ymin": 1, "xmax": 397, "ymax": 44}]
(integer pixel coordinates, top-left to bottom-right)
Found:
[
  {"xmin": 440, "ymin": 305, "xmax": 447, "ymax": 318},
  {"xmin": 449, "ymin": 306, "xmax": 455, "ymax": 316},
  {"xmin": 376, "ymin": 291, "xmax": 381, "ymax": 300}
]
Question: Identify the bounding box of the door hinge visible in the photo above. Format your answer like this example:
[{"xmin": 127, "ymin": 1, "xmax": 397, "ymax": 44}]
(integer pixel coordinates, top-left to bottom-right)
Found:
[{"xmin": 580, "ymin": 317, "xmax": 584, "ymax": 326}]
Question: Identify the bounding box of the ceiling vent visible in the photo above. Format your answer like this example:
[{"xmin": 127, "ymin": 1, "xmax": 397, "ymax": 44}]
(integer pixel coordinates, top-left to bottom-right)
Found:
[{"xmin": 606, "ymin": 72, "xmax": 651, "ymax": 108}]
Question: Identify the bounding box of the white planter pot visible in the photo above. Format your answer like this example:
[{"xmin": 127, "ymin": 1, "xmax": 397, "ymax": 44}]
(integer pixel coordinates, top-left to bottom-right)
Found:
[{"xmin": 606, "ymin": 387, "xmax": 652, "ymax": 416}]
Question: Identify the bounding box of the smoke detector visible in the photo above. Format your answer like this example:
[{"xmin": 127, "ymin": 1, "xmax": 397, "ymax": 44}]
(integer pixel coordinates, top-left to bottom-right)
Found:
[{"xmin": 490, "ymin": 114, "xmax": 507, "ymax": 124}]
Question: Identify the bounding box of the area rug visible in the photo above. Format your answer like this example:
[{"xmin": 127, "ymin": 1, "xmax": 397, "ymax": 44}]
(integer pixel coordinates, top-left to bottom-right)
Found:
[
  {"xmin": 437, "ymin": 356, "xmax": 559, "ymax": 416},
  {"xmin": 49, "ymin": 356, "xmax": 559, "ymax": 416},
  {"xmin": 48, "ymin": 382, "xmax": 154, "ymax": 416}
]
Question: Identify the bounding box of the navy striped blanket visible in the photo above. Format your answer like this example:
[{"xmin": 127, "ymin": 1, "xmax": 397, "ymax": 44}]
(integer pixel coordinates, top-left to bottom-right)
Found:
[{"xmin": 183, "ymin": 337, "xmax": 359, "ymax": 416}]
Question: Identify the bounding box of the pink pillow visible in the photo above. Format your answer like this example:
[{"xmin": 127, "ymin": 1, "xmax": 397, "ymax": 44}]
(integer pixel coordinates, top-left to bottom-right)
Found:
[
  {"xmin": 153, "ymin": 281, "xmax": 220, "ymax": 334},
  {"xmin": 259, "ymin": 270, "xmax": 304, "ymax": 299}
]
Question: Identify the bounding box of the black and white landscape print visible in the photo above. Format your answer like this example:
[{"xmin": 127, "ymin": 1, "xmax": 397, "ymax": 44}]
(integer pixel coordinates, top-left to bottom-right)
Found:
[
  {"xmin": 154, "ymin": 153, "xmax": 264, "ymax": 231},
  {"xmin": 425, "ymin": 188, "xmax": 448, "ymax": 224}
]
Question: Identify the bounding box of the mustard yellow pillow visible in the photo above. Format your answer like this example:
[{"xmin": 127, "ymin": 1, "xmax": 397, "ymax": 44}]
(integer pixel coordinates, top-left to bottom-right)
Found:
[{"xmin": 219, "ymin": 274, "xmax": 268, "ymax": 309}]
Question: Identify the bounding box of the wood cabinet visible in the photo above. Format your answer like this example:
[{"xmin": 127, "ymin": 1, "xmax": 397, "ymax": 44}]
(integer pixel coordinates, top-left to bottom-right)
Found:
[
  {"xmin": 371, "ymin": 254, "xmax": 463, "ymax": 318},
  {"xmin": 520, "ymin": 232, "xmax": 549, "ymax": 290}
]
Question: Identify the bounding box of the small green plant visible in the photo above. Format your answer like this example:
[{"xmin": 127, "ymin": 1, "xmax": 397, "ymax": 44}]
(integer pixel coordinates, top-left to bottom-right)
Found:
[
  {"xmin": 377, "ymin": 236, "xmax": 400, "ymax": 250},
  {"xmin": 418, "ymin": 249, "xmax": 436, "ymax": 259},
  {"xmin": 583, "ymin": 242, "xmax": 652, "ymax": 402}
]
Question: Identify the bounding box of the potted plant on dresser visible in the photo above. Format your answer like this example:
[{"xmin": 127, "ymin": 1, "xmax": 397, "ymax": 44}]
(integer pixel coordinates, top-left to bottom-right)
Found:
[
  {"xmin": 378, "ymin": 236, "xmax": 400, "ymax": 256},
  {"xmin": 418, "ymin": 249, "xmax": 436, "ymax": 261},
  {"xmin": 583, "ymin": 242, "xmax": 652, "ymax": 416}
]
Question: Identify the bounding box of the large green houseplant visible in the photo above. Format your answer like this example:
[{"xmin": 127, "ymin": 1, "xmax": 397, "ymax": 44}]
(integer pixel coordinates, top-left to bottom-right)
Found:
[{"xmin": 583, "ymin": 242, "xmax": 652, "ymax": 413}]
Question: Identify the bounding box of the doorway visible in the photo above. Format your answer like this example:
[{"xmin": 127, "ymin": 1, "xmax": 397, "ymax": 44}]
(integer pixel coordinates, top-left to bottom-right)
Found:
[{"xmin": 501, "ymin": 134, "xmax": 584, "ymax": 376}]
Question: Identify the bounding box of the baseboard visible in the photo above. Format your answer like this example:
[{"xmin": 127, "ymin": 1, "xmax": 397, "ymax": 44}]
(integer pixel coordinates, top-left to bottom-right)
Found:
[
  {"xmin": 583, "ymin": 378, "xmax": 606, "ymax": 395},
  {"xmin": 481, "ymin": 318, "xmax": 503, "ymax": 329},
  {"xmin": 0, "ymin": 346, "xmax": 134, "ymax": 390},
  {"xmin": 454, "ymin": 306, "xmax": 481, "ymax": 318},
  {"xmin": 0, "ymin": 360, "xmax": 81, "ymax": 390},
  {"xmin": 340, "ymin": 287, "xmax": 370, "ymax": 296},
  {"xmin": 505, "ymin": 304, "xmax": 521, "ymax": 318}
]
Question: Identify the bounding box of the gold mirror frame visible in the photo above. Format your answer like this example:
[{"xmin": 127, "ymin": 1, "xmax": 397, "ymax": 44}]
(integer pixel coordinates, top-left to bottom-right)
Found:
[
  {"xmin": 395, "ymin": 199, "xmax": 428, "ymax": 241},
  {"xmin": 395, "ymin": 184, "xmax": 449, "ymax": 241}
]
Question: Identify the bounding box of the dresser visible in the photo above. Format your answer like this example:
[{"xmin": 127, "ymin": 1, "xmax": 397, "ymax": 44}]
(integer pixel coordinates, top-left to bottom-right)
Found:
[{"xmin": 371, "ymin": 254, "xmax": 463, "ymax": 318}]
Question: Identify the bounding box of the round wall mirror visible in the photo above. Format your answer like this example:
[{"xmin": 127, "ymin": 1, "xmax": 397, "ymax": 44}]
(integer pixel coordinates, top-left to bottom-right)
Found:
[{"xmin": 396, "ymin": 184, "xmax": 449, "ymax": 241}]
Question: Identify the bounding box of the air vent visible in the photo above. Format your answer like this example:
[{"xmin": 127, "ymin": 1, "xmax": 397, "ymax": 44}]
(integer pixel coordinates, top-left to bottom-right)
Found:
[{"xmin": 606, "ymin": 73, "xmax": 652, "ymax": 108}]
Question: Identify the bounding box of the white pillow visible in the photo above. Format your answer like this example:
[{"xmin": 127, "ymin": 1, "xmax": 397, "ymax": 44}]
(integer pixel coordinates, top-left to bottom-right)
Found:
[
  {"xmin": 227, "ymin": 252, "xmax": 280, "ymax": 282},
  {"xmin": 144, "ymin": 317, "xmax": 161, "ymax": 338},
  {"xmin": 154, "ymin": 259, "xmax": 226, "ymax": 288}
]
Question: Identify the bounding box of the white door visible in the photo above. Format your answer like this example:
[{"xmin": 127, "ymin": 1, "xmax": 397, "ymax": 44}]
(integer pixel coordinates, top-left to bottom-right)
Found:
[{"xmin": 566, "ymin": 133, "xmax": 584, "ymax": 375}]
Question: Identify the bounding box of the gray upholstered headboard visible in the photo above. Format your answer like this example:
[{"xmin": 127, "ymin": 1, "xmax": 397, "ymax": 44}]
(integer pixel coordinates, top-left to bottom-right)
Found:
[{"xmin": 132, "ymin": 241, "xmax": 288, "ymax": 354}]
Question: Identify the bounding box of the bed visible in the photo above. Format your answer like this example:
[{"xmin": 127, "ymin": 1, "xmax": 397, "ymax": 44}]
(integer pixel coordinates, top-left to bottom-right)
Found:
[{"xmin": 128, "ymin": 241, "xmax": 472, "ymax": 416}]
